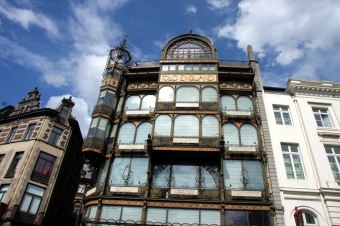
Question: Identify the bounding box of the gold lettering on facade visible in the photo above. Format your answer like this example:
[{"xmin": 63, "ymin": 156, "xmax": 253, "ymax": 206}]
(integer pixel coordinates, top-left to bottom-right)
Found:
[{"xmin": 161, "ymin": 74, "xmax": 216, "ymax": 82}]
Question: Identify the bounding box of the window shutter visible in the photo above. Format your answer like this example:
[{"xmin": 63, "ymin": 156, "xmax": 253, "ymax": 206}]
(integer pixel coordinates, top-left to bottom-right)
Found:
[
  {"xmin": 141, "ymin": 95, "xmax": 156, "ymax": 109},
  {"xmin": 101, "ymin": 205, "xmax": 121, "ymax": 220},
  {"xmin": 96, "ymin": 117, "xmax": 108, "ymax": 138},
  {"xmin": 201, "ymin": 210, "xmax": 220, "ymax": 225},
  {"xmin": 121, "ymin": 206, "xmax": 142, "ymax": 222},
  {"xmin": 168, "ymin": 209, "xmax": 199, "ymax": 224},
  {"xmin": 147, "ymin": 208, "xmax": 167, "ymax": 223}
]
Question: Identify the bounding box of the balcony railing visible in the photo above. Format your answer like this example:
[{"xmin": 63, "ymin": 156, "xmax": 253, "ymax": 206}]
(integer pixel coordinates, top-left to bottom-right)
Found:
[
  {"xmin": 219, "ymin": 60, "xmax": 248, "ymax": 66},
  {"xmin": 156, "ymin": 101, "xmax": 219, "ymax": 111},
  {"xmin": 130, "ymin": 60, "xmax": 160, "ymax": 67},
  {"xmin": 92, "ymin": 104, "xmax": 115, "ymax": 118},
  {"xmin": 114, "ymin": 143, "xmax": 148, "ymax": 154},
  {"xmin": 222, "ymin": 109, "xmax": 254, "ymax": 119},
  {"xmin": 82, "ymin": 137, "xmax": 106, "ymax": 154},
  {"xmin": 152, "ymin": 136, "xmax": 220, "ymax": 147},
  {"xmin": 122, "ymin": 109, "xmax": 154, "ymax": 119}
]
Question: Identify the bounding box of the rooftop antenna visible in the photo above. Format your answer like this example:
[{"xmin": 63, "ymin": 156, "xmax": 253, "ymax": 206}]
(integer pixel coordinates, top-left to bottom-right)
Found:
[{"xmin": 189, "ymin": 20, "xmax": 193, "ymax": 34}]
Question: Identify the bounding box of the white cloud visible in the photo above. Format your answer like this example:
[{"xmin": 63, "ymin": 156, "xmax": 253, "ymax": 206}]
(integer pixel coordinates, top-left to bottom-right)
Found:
[
  {"xmin": 0, "ymin": 1, "xmax": 59, "ymax": 38},
  {"xmin": 45, "ymin": 95, "xmax": 91, "ymax": 137},
  {"xmin": 216, "ymin": 0, "xmax": 340, "ymax": 81},
  {"xmin": 207, "ymin": 0, "xmax": 230, "ymax": 9},
  {"xmin": 187, "ymin": 5, "xmax": 197, "ymax": 14}
]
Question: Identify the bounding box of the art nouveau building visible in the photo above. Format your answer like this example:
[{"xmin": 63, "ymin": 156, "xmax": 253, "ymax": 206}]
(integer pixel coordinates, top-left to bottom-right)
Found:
[
  {"xmin": 0, "ymin": 88, "xmax": 83, "ymax": 225},
  {"xmin": 263, "ymin": 79, "xmax": 340, "ymax": 226},
  {"xmin": 81, "ymin": 32, "xmax": 284, "ymax": 226}
]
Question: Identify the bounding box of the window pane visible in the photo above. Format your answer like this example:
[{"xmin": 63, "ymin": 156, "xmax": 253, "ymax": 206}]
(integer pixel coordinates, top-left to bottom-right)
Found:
[
  {"xmin": 141, "ymin": 95, "xmax": 156, "ymax": 109},
  {"xmin": 202, "ymin": 167, "xmax": 218, "ymax": 189},
  {"xmin": 173, "ymin": 165, "xmax": 198, "ymax": 188},
  {"xmin": 174, "ymin": 115, "xmax": 199, "ymax": 136},
  {"xmin": 147, "ymin": 208, "xmax": 167, "ymax": 223},
  {"xmin": 20, "ymin": 194, "xmax": 32, "ymax": 212},
  {"xmin": 223, "ymin": 160, "xmax": 242, "ymax": 189},
  {"xmin": 105, "ymin": 90, "xmax": 115, "ymax": 107},
  {"xmin": 162, "ymin": 65, "xmax": 168, "ymax": 71},
  {"xmin": 109, "ymin": 158, "xmax": 131, "ymax": 186},
  {"xmin": 28, "ymin": 196, "xmax": 41, "ymax": 214},
  {"xmin": 178, "ymin": 65, "xmax": 185, "ymax": 70},
  {"xmin": 176, "ymin": 87, "xmax": 199, "ymax": 102},
  {"xmin": 244, "ymin": 161, "xmax": 264, "ymax": 190},
  {"xmin": 169, "ymin": 65, "xmax": 176, "ymax": 71},
  {"xmin": 153, "ymin": 165, "xmax": 169, "ymax": 187},
  {"xmin": 158, "ymin": 87, "xmax": 174, "ymax": 102},
  {"xmin": 135, "ymin": 122, "xmax": 152, "ymax": 143},
  {"xmin": 202, "ymin": 87, "xmax": 217, "ymax": 102},
  {"xmin": 130, "ymin": 158, "xmax": 148, "ymax": 186},
  {"xmin": 96, "ymin": 117, "xmax": 108, "ymax": 138},
  {"xmin": 117, "ymin": 123, "xmax": 135, "ymax": 143},
  {"xmin": 154, "ymin": 115, "xmax": 172, "ymax": 136},
  {"xmin": 125, "ymin": 96, "xmax": 140, "ymax": 110},
  {"xmin": 99, "ymin": 159, "xmax": 110, "ymax": 186},
  {"xmin": 221, "ymin": 96, "xmax": 236, "ymax": 110},
  {"xmin": 202, "ymin": 116, "xmax": 219, "ymax": 137},
  {"xmin": 282, "ymin": 112, "xmax": 292, "ymax": 125},
  {"xmin": 201, "ymin": 210, "xmax": 220, "ymax": 225},
  {"xmin": 222, "ymin": 123, "xmax": 239, "ymax": 145},
  {"xmin": 274, "ymin": 112, "xmax": 283, "ymax": 124},
  {"xmin": 240, "ymin": 124, "xmax": 258, "ymax": 145},
  {"xmin": 121, "ymin": 206, "xmax": 142, "ymax": 222},
  {"xmin": 101, "ymin": 205, "xmax": 121, "ymax": 220},
  {"xmin": 249, "ymin": 211, "xmax": 270, "ymax": 226},
  {"xmin": 304, "ymin": 212, "xmax": 316, "ymax": 224},
  {"xmin": 192, "ymin": 64, "xmax": 199, "ymax": 70},
  {"xmin": 168, "ymin": 209, "xmax": 199, "ymax": 224},
  {"xmin": 237, "ymin": 96, "xmax": 253, "ymax": 110},
  {"xmin": 202, "ymin": 64, "xmax": 208, "ymax": 70},
  {"xmin": 27, "ymin": 184, "xmax": 44, "ymax": 196},
  {"xmin": 88, "ymin": 117, "xmax": 99, "ymax": 137},
  {"xmin": 225, "ymin": 211, "xmax": 247, "ymax": 226},
  {"xmin": 89, "ymin": 205, "xmax": 98, "ymax": 219}
]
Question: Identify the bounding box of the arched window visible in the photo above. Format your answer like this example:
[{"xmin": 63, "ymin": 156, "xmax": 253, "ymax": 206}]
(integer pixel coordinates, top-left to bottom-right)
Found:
[
  {"xmin": 135, "ymin": 122, "xmax": 152, "ymax": 143},
  {"xmin": 174, "ymin": 115, "xmax": 199, "ymax": 137},
  {"xmin": 60, "ymin": 105, "xmax": 69, "ymax": 118},
  {"xmin": 154, "ymin": 115, "xmax": 172, "ymax": 136},
  {"xmin": 176, "ymin": 87, "xmax": 199, "ymax": 102},
  {"xmin": 117, "ymin": 123, "xmax": 136, "ymax": 143},
  {"xmin": 97, "ymin": 89, "xmax": 115, "ymax": 107},
  {"xmin": 302, "ymin": 211, "xmax": 318, "ymax": 225},
  {"xmin": 222, "ymin": 123, "xmax": 239, "ymax": 146},
  {"xmin": 158, "ymin": 87, "xmax": 174, "ymax": 102},
  {"xmin": 240, "ymin": 124, "xmax": 258, "ymax": 146},
  {"xmin": 237, "ymin": 96, "xmax": 253, "ymax": 110},
  {"xmin": 125, "ymin": 96, "xmax": 141, "ymax": 110},
  {"xmin": 166, "ymin": 39, "xmax": 212, "ymax": 60},
  {"xmin": 202, "ymin": 87, "xmax": 217, "ymax": 102},
  {"xmin": 141, "ymin": 95, "xmax": 156, "ymax": 110},
  {"xmin": 87, "ymin": 117, "xmax": 109, "ymax": 139},
  {"xmin": 202, "ymin": 116, "xmax": 219, "ymax": 137},
  {"xmin": 221, "ymin": 95, "xmax": 236, "ymax": 110}
]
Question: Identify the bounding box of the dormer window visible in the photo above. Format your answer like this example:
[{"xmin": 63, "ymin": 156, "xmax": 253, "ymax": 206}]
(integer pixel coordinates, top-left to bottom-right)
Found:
[
  {"xmin": 60, "ymin": 105, "xmax": 70, "ymax": 118},
  {"xmin": 166, "ymin": 39, "xmax": 212, "ymax": 60}
]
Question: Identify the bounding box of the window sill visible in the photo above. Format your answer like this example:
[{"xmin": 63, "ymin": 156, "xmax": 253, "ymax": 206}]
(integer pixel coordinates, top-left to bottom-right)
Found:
[{"xmin": 316, "ymin": 127, "xmax": 340, "ymax": 133}]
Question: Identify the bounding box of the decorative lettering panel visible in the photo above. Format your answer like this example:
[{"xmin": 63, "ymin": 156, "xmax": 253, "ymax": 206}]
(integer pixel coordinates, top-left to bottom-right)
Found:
[{"xmin": 160, "ymin": 74, "xmax": 217, "ymax": 82}]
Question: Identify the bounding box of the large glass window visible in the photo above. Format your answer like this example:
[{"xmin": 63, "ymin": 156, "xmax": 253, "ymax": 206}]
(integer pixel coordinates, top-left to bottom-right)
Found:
[
  {"xmin": 84, "ymin": 205, "xmax": 98, "ymax": 220},
  {"xmin": 5, "ymin": 152, "xmax": 23, "ymax": 178},
  {"xmin": 24, "ymin": 124, "xmax": 36, "ymax": 140},
  {"xmin": 147, "ymin": 208, "xmax": 220, "ymax": 225},
  {"xmin": 60, "ymin": 105, "xmax": 69, "ymax": 118},
  {"xmin": 166, "ymin": 40, "xmax": 212, "ymax": 60},
  {"xmin": 223, "ymin": 160, "xmax": 264, "ymax": 190},
  {"xmin": 174, "ymin": 115, "xmax": 199, "ymax": 136},
  {"xmin": 274, "ymin": 106, "xmax": 292, "ymax": 125},
  {"xmin": 303, "ymin": 211, "xmax": 318, "ymax": 225},
  {"xmin": 176, "ymin": 87, "xmax": 199, "ymax": 102},
  {"xmin": 221, "ymin": 96, "xmax": 253, "ymax": 111},
  {"xmin": 48, "ymin": 126, "xmax": 63, "ymax": 145},
  {"xmin": 159, "ymin": 87, "xmax": 174, "ymax": 102},
  {"xmin": 225, "ymin": 210, "xmax": 270, "ymax": 226},
  {"xmin": 236, "ymin": 96, "xmax": 253, "ymax": 110},
  {"xmin": 282, "ymin": 144, "xmax": 305, "ymax": 179},
  {"xmin": 154, "ymin": 115, "xmax": 172, "ymax": 136},
  {"xmin": 87, "ymin": 117, "xmax": 108, "ymax": 139},
  {"xmin": 0, "ymin": 185, "xmax": 9, "ymax": 202},
  {"xmin": 325, "ymin": 146, "xmax": 340, "ymax": 180},
  {"xmin": 222, "ymin": 123, "xmax": 239, "ymax": 146},
  {"xmin": 97, "ymin": 89, "xmax": 115, "ymax": 107},
  {"xmin": 6, "ymin": 127, "xmax": 17, "ymax": 143},
  {"xmin": 135, "ymin": 122, "xmax": 152, "ymax": 143},
  {"xmin": 125, "ymin": 96, "xmax": 141, "ymax": 110},
  {"xmin": 141, "ymin": 95, "xmax": 156, "ymax": 110},
  {"xmin": 202, "ymin": 115, "xmax": 219, "ymax": 137},
  {"xmin": 202, "ymin": 87, "xmax": 217, "ymax": 102},
  {"xmin": 240, "ymin": 124, "xmax": 258, "ymax": 146},
  {"xmin": 19, "ymin": 184, "xmax": 45, "ymax": 215},
  {"xmin": 31, "ymin": 152, "xmax": 56, "ymax": 184},
  {"xmin": 313, "ymin": 109, "xmax": 332, "ymax": 127},
  {"xmin": 109, "ymin": 157, "xmax": 148, "ymax": 187},
  {"xmin": 101, "ymin": 205, "xmax": 142, "ymax": 222},
  {"xmin": 221, "ymin": 95, "xmax": 236, "ymax": 110},
  {"xmin": 117, "ymin": 122, "xmax": 151, "ymax": 144}
]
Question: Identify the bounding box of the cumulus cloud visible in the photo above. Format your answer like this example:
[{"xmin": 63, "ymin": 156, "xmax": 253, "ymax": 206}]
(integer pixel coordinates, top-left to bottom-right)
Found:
[
  {"xmin": 207, "ymin": 0, "xmax": 230, "ymax": 9},
  {"xmin": 0, "ymin": 1, "xmax": 59, "ymax": 38},
  {"xmin": 45, "ymin": 95, "xmax": 91, "ymax": 137},
  {"xmin": 187, "ymin": 5, "xmax": 197, "ymax": 14}
]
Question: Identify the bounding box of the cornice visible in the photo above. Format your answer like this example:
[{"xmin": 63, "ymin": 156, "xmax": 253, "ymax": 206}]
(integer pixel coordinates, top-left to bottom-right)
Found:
[{"xmin": 285, "ymin": 79, "xmax": 340, "ymax": 96}]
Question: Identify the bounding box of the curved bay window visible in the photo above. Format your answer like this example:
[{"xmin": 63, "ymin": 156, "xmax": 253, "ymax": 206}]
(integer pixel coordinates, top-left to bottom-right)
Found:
[
  {"xmin": 87, "ymin": 117, "xmax": 109, "ymax": 139},
  {"xmin": 223, "ymin": 160, "xmax": 264, "ymax": 190},
  {"xmin": 117, "ymin": 122, "xmax": 152, "ymax": 144},
  {"xmin": 222, "ymin": 123, "xmax": 258, "ymax": 146},
  {"xmin": 109, "ymin": 157, "xmax": 148, "ymax": 187},
  {"xmin": 166, "ymin": 39, "xmax": 212, "ymax": 60},
  {"xmin": 125, "ymin": 95, "xmax": 156, "ymax": 110},
  {"xmin": 97, "ymin": 89, "xmax": 115, "ymax": 107},
  {"xmin": 221, "ymin": 95, "xmax": 253, "ymax": 111}
]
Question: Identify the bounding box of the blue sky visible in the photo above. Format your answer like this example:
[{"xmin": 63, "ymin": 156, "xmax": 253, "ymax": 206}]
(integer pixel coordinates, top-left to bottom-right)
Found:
[{"xmin": 1, "ymin": 0, "xmax": 340, "ymax": 136}]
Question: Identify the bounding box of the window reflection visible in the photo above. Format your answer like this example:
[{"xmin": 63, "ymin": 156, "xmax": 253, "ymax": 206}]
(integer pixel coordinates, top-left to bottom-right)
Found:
[
  {"xmin": 225, "ymin": 211, "xmax": 270, "ymax": 226},
  {"xmin": 176, "ymin": 87, "xmax": 199, "ymax": 102},
  {"xmin": 174, "ymin": 115, "xmax": 199, "ymax": 137},
  {"xmin": 159, "ymin": 87, "xmax": 174, "ymax": 102}
]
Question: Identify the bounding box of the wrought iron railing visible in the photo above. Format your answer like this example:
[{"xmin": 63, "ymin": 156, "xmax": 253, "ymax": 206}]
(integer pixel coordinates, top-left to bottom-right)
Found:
[
  {"xmin": 130, "ymin": 60, "xmax": 160, "ymax": 67},
  {"xmin": 219, "ymin": 60, "xmax": 248, "ymax": 66},
  {"xmin": 82, "ymin": 137, "xmax": 106, "ymax": 153},
  {"xmin": 152, "ymin": 136, "xmax": 220, "ymax": 147},
  {"xmin": 156, "ymin": 101, "xmax": 218, "ymax": 111},
  {"xmin": 92, "ymin": 104, "xmax": 115, "ymax": 118}
]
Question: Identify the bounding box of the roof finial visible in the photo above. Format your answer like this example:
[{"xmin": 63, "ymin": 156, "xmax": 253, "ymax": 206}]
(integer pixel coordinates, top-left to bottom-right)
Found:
[
  {"xmin": 189, "ymin": 20, "xmax": 192, "ymax": 33},
  {"xmin": 120, "ymin": 31, "xmax": 128, "ymax": 48}
]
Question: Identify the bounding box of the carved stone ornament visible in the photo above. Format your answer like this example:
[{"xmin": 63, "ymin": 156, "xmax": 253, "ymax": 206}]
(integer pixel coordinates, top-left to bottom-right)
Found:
[
  {"xmin": 129, "ymin": 83, "xmax": 135, "ymax": 88},
  {"xmin": 140, "ymin": 83, "xmax": 146, "ymax": 88},
  {"xmin": 244, "ymin": 83, "xmax": 250, "ymax": 88},
  {"xmin": 221, "ymin": 83, "xmax": 227, "ymax": 87},
  {"xmin": 233, "ymin": 83, "xmax": 238, "ymax": 88},
  {"xmin": 101, "ymin": 199, "xmax": 143, "ymax": 206},
  {"xmin": 151, "ymin": 82, "xmax": 157, "ymax": 87}
]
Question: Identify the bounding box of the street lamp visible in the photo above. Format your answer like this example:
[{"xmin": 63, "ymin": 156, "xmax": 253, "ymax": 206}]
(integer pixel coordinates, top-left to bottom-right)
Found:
[{"xmin": 75, "ymin": 169, "xmax": 87, "ymax": 226}]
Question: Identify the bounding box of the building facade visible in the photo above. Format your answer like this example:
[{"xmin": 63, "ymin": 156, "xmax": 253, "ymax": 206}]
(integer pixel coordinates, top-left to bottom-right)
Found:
[
  {"xmin": 81, "ymin": 32, "xmax": 284, "ymax": 225},
  {"xmin": 264, "ymin": 79, "xmax": 340, "ymax": 226},
  {"xmin": 0, "ymin": 87, "xmax": 83, "ymax": 225}
]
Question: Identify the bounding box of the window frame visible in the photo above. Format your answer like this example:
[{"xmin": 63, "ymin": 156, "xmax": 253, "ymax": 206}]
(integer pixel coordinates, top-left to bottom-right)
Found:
[
  {"xmin": 0, "ymin": 154, "xmax": 4, "ymax": 165},
  {"xmin": 281, "ymin": 144, "xmax": 305, "ymax": 179},
  {"xmin": 0, "ymin": 184, "xmax": 9, "ymax": 202},
  {"xmin": 117, "ymin": 122, "xmax": 152, "ymax": 144},
  {"xmin": 24, "ymin": 124, "xmax": 36, "ymax": 140},
  {"xmin": 5, "ymin": 152, "xmax": 24, "ymax": 178},
  {"xmin": 48, "ymin": 126, "xmax": 63, "ymax": 146},
  {"xmin": 31, "ymin": 152, "xmax": 56, "ymax": 184},
  {"xmin": 87, "ymin": 117, "xmax": 109, "ymax": 139},
  {"xmin": 325, "ymin": 146, "xmax": 340, "ymax": 180},
  {"xmin": 273, "ymin": 106, "xmax": 292, "ymax": 125},
  {"xmin": 6, "ymin": 127, "xmax": 18, "ymax": 143},
  {"xmin": 313, "ymin": 108, "xmax": 333, "ymax": 127},
  {"xmin": 18, "ymin": 184, "xmax": 45, "ymax": 216},
  {"xmin": 60, "ymin": 105, "xmax": 70, "ymax": 118},
  {"xmin": 220, "ymin": 95, "xmax": 253, "ymax": 111}
]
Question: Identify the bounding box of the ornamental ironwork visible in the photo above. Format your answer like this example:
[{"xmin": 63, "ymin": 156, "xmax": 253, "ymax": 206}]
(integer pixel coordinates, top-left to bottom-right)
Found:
[
  {"xmin": 92, "ymin": 104, "xmax": 115, "ymax": 118},
  {"xmin": 152, "ymin": 136, "xmax": 220, "ymax": 148},
  {"xmin": 82, "ymin": 137, "xmax": 106, "ymax": 153},
  {"xmin": 219, "ymin": 60, "xmax": 248, "ymax": 66},
  {"xmin": 166, "ymin": 39, "xmax": 212, "ymax": 60}
]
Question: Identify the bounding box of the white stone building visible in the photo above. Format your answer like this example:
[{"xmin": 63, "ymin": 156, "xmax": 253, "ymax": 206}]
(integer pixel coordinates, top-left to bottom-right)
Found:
[{"xmin": 263, "ymin": 78, "xmax": 340, "ymax": 226}]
